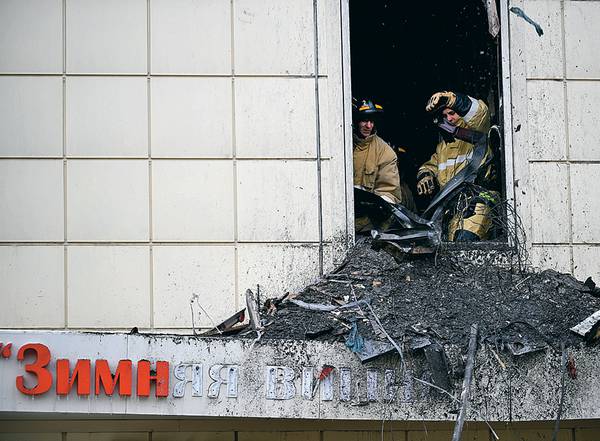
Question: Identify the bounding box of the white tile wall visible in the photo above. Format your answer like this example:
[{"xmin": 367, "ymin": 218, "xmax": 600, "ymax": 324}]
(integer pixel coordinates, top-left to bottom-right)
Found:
[
  {"xmin": 234, "ymin": 0, "xmax": 315, "ymax": 75},
  {"xmin": 67, "ymin": 246, "xmax": 150, "ymax": 328},
  {"xmin": 0, "ymin": 0, "xmax": 350, "ymax": 332},
  {"xmin": 523, "ymin": 0, "xmax": 563, "ymax": 79},
  {"xmin": 151, "ymin": 160, "xmax": 234, "ymax": 241},
  {"xmin": 529, "ymin": 162, "xmax": 570, "ymax": 244},
  {"xmin": 151, "ymin": 78, "xmax": 233, "ymax": 158},
  {"xmin": 565, "ymin": 1, "xmax": 600, "ymax": 79},
  {"xmin": 0, "ymin": 0, "xmax": 62, "ymax": 73},
  {"xmin": 66, "ymin": 77, "xmax": 148, "ymax": 157},
  {"xmin": 573, "ymin": 245, "xmax": 600, "ymax": 282},
  {"xmin": 0, "ymin": 246, "xmax": 64, "ymax": 328},
  {"xmin": 0, "ymin": 77, "xmax": 63, "ymax": 157},
  {"xmin": 0, "ymin": 160, "xmax": 64, "ymax": 241},
  {"xmin": 237, "ymin": 244, "xmax": 320, "ymax": 300},
  {"xmin": 512, "ymin": 2, "xmax": 600, "ymax": 281},
  {"xmin": 530, "ymin": 245, "xmax": 571, "ymax": 274},
  {"xmin": 237, "ymin": 160, "xmax": 319, "ymax": 242},
  {"xmin": 527, "ymin": 80, "xmax": 566, "ymax": 160},
  {"xmin": 567, "ymin": 81, "xmax": 600, "ymax": 161},
  {"xmin": 151, "ymin": 0, "xmax": 231, "ymax": 75},
  {"xmin": 235, "ymin": 78, "xmax": 317, "ymax": 158},
  {"xmin": 66, "ymin": 0, "xmax": 147, "ymax": 74},
  {"xmin": 571, "ymin": 163, "xmax": 600, "ymax": 244},
  {"xmin": 153, "ymin": 246, "xmax": 236, "ymax": 328},
  {"xmin": 67, "ymin": 160, "xmax": 149, "ymax": 241}
]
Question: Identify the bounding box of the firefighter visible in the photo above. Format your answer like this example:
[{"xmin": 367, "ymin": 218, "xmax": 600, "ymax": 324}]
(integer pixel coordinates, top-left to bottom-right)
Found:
[
  {"xmin": 416, "ymin": 91, "xmax": 498, "ymax": 241},
  {"xmin": 352, "ymin": 98, "xmax": 410, "ymax": 233},
  {"xmin": 352, "ymin": 98, "xmax": 403, "ymax": 205}
]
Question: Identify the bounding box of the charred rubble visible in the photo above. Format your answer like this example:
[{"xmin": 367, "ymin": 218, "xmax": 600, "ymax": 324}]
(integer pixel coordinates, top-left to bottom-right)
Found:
[{"xmin": 244, "ymin": 239, "xmax": 600, "ymax": 361}]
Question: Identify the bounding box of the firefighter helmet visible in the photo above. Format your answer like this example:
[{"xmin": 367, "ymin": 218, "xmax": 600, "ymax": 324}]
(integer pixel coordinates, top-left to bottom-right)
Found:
[{"xmin": 353, "ymin": 98, "xmax": 384, "ymax": 120}]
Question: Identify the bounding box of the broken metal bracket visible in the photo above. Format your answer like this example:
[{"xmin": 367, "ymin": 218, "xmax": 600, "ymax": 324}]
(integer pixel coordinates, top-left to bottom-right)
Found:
[
  {"xmin": 201, "ymin": 308, "xmax": 247, "ymax": 336},
  {"xmin": 571, "ymin": 309, "xmax": 600, "ymax": 344}
]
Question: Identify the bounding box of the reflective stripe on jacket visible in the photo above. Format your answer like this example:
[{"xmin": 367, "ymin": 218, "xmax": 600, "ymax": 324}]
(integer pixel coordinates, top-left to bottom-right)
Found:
[
  {"xmin": 353, "ymin": 133, "xmax": 402, "ymax": 204},
  {"xmin": 418, "ymin": 98, "xmax": 493, "ymax": 188}
]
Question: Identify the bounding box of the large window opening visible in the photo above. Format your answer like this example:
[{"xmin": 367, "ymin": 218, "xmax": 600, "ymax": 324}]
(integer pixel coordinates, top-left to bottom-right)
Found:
[{"xmin": 349, "ymin": 1, "xmax": 505, "ymax": 243}]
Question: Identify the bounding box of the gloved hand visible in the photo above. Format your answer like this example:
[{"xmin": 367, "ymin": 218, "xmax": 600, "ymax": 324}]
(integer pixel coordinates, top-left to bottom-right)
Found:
[
  {"xmin": 416, "ymin": 173, "xmax": 436, "ymax": 196},
  {"xmin": 425, "ymin": 91, "xmax": 457, "ymax": 113}
]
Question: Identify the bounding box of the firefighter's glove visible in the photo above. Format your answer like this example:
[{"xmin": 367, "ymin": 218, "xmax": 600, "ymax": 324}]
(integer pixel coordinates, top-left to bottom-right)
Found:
[
  {"xmin": 417, "ymin": 173, "xmax": 436, "ymax": 196},
  {"xmin": 426, "ymin": 91, "xmax": 457, "ymax": 113}
]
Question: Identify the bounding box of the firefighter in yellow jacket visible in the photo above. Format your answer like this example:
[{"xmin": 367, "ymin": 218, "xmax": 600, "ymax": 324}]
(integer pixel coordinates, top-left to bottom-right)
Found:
[
  {"xmin": 353, "ymin": 99, "xmax": 403, "ymax": 204},
  {"xmin": 417, "ymin": 91, "xmax": 497, "ymax": 241},
  {"xmin": 352, "ymin": 98, "xmax": 406, "ymax": 232}
]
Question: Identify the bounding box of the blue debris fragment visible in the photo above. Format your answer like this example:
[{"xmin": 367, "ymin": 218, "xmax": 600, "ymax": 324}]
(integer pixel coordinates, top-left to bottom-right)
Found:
[{"xmin": 345, "ymin": 322, "xmax": 365, "ymax": 353}]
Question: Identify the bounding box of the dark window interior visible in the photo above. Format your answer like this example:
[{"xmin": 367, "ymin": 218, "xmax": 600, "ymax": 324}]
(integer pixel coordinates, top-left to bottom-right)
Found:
[{"xmin": 349, "ymin": 0, "xmax": 501, "ymax": 211}]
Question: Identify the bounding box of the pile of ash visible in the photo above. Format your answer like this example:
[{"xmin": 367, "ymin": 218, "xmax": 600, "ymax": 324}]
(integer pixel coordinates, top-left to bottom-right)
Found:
[{"xmin": 261, "ymin": 238, "xmax": 600, "ymax": 358}]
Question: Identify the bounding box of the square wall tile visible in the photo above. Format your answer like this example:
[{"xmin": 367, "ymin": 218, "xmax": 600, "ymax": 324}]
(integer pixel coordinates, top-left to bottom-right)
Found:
[
  {"xmin": 575, "ymin": 428, "xmax": 600, "ymax": 441},
  {"xmin": 152, "ymin": 434, "xmax": 233, "ymax": 441},
  {"xmin": 565, "ymin": 1, "xmax": 600, "ymax": 78},
  {"xmin": 492, "ymin": 429, "xmax": 570, "ymax": 441},
  {"xmin": 0, "ymin": 435, "xmax": 61, "ymax": 441},
  {"xmin": 323, "ymin": 433, "xmax": 395, "ymax": 441},
  {"xmin": 152, "ymin": 160, "xmax": 234, "ymax": 241},
  {"xmin": 0, "ymin": 0, "xmax": 62, "ymax": 73},
  {"xmin": 567, "ymin": 81, "xmax": 600, "ymax": 161},
  {"xmin": 0, "ymin": 160, "xmax": 64, "ymax": 241},
  {"xmin": 67, "ymin": 160, "xmax": 149, "ymax": 241},
  {"xmin": 408, "ymin": 430, "xmax": 488, "ymax": 441},
  {"xmin": 527, "ymin": 80, "xmax": 566, "ymax": 160},
  {"xmin": 320, "ymin": 156, "xmax": 350, "ymax": 245},
  {"xmin": 0, "ymin": 77, "xmax": 62, "ymax": 157},
  {"xmin": 235, "ymin": 78, "xmax": 316, "ymax": 158},
  {"xmin": 323, "ymin": 244, "xmax": 341, "ymax": 275},
  {"xmin": 529, "ymin": 162, "xmax": 569, "ymax": 244},
  {"xmin": 571, "ymin": 163, "xmax": 600, "ymax": 243},
  {"xmin": 153, "ymin": 246, "xmax": 235, "ymax": 328},
  {"xmin": 151, "ymin": 78, "xmax": 233, "ymax": 158},
  {"xmin": 67, "ymin": 246, "xmax": 150, "ymax": 328},
  {"xmin": 523, "ymin": 1, "xmax": 563, "ymax": 79},
  {"xmin": 0, "ymin": 246, "xmax": 64, "ymax": 328},
  {"xmin": 66, "ymin": 433, "xmax": 148, "ymax": 441},
  {"xmin": 240, "ymin": 433, "xmax": 319, "ymax": 441},
  {"xmin": 237, "ymin": 160, "xmax": 319, "ymax": 241},
  {"xmin": 66, "ymin": 0, "xmax": 147, "ymax": 73},
  {"xmin": 238, "ymin": 244, "xmax": 320, "ymax": 300},
  {"xmin": 234, "ymin": 0, "xmax": 314, "ymax": 75},
  {"xmin": 320, "ymin": 160, "xmax": 334, "ymax": 242},
  {"xmin": 318, "ymin": 77, "xmax": 344, "ymax": 160},
  {"xmin": 316, "ymin": 0, "xmax": 341, "ymax": 77},
  {"xmin": 151, "ymin": 0, "xmax": 231, "ymax": 74},
  {"xmin": 530, "ymin": 245, "xmax": 571, "ymax": 274},
  {"xmin": 66, "ymin": 77, "xmax": 148, "ymax": 157},
  {"xmin": 573, "ymin": 246, "xmax": 600, "ymax": 282}
]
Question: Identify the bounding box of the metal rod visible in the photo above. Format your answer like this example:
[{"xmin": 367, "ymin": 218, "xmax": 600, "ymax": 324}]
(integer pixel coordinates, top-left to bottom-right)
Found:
[{"xmin": 452, "ymin": 324, "xmax": 479, "ymax": 441}]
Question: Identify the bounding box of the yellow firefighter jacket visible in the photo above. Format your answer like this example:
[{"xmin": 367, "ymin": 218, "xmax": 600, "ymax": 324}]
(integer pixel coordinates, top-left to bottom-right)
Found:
[
  {"xmin": 418, "ymin": 98, "xmax": 492, "ymax": 188},
  {"xmin": 353, "ymin": 133, "xmax": 402, "ymax": 204}
]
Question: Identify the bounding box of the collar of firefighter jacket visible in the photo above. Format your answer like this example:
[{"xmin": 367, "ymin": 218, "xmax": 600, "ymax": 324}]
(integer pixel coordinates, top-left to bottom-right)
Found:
[{"xmin": 353, "ymin": 132, "xmax": 377, "ymax": 150}]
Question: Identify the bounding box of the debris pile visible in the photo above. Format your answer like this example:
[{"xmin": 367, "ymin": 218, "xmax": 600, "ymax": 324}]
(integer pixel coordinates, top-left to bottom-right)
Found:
[{"xmin": 257, "ymin": 239, "xmax": 600, "ymax": 359}]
